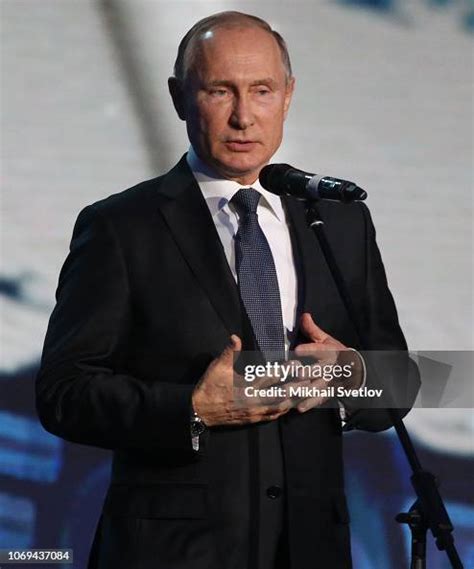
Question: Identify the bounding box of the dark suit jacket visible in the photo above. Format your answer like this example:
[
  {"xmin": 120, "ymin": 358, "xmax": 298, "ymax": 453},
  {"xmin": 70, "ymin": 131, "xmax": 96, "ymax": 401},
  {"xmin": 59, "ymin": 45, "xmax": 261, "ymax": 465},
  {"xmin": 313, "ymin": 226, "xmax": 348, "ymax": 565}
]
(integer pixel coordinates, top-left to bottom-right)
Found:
[{"xmin": 36, "ymin": 155, "xmax": 414, "ymax": 569}]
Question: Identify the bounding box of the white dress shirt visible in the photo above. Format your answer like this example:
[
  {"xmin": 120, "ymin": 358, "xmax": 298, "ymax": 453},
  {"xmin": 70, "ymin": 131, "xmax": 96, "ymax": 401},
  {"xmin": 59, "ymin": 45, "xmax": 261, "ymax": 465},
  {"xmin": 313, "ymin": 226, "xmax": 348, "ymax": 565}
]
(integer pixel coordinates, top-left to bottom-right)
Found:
[
  {"xmin": 187, "ymin": 147, "xmax": 298, "ymax": 348},
  {"xmin": 186, "ymin": 148, "xmax": 365, "ymax": 417}
]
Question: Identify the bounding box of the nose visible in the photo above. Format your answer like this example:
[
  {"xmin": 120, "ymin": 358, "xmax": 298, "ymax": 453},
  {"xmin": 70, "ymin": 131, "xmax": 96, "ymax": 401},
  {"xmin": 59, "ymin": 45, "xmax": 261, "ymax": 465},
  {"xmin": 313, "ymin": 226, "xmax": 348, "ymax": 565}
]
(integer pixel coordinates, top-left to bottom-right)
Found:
[{"xmin": 229, "ymin": 93, "xmax": 255, "ymax": 130}]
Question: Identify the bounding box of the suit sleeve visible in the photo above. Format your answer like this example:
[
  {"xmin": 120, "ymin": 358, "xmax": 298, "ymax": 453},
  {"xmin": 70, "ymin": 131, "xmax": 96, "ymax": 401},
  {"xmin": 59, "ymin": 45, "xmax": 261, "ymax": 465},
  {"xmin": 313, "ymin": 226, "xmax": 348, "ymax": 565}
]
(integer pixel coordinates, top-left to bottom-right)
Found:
[
  {"xmin": 341, "ymin": 202, "xmax": 420, "ymax": 432},
  {"xmin": 36, "ymin": 205, "xmax": 196, "ymax": 453}
]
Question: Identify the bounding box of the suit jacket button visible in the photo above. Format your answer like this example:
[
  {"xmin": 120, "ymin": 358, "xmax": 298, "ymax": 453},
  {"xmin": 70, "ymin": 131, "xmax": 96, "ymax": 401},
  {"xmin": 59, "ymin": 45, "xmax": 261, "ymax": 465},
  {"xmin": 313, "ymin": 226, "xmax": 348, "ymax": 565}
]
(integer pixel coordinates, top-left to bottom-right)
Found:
[{"xmin": 266, "ymin": 485, "xmax": 282, "ymax": 499}]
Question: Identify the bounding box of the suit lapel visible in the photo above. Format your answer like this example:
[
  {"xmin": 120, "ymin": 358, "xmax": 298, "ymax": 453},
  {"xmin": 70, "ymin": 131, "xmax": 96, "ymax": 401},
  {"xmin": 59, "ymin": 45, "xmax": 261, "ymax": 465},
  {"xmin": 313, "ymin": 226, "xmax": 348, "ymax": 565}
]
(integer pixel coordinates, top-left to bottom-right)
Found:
[
  {"xmin": 283, "ymin": 196, "xmax": 323, "ymax": 342},
  {"xmin": 153, "ymin": 158, "xmax": 356, "ymax": 349},
  {"xmin": 155, "ymin": 156, "xmax": 243, "ymax": 338},
  {"xmin": 283, "ymin": 196, "xmax": 358, "ymax": 347}
]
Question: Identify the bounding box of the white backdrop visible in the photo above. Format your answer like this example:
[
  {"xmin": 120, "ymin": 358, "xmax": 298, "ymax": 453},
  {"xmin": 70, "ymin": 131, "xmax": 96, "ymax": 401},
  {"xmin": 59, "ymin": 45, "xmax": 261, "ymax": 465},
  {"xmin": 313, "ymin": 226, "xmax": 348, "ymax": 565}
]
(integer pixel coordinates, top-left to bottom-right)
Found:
[{"xmin": 2, "ymin": 0, "xmax": 473, "ymax": 467}]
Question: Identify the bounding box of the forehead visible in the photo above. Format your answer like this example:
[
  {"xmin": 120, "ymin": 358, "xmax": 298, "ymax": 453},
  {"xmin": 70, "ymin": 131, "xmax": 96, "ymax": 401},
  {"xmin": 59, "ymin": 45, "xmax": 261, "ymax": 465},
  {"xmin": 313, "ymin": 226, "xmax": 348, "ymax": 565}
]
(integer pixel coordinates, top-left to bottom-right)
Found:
[{"xmin": 191, "ymin": 25, "xmax": 286, "ymax": 81}]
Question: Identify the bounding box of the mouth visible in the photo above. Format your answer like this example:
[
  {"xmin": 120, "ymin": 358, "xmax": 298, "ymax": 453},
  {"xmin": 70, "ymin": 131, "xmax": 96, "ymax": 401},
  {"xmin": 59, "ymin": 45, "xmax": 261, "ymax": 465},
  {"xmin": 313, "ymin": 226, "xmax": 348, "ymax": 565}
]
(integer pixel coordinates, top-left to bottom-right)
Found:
[{"xmin": 224, "ymin": 140, "xmax": 258, "ymax": 152}]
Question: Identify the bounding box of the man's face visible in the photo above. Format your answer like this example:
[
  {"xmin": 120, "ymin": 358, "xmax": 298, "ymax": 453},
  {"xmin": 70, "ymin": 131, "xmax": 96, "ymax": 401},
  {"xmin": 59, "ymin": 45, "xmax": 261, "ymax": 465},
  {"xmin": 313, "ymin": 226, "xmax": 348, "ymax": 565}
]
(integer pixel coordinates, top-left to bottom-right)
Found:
[{"xmin": 170, "ymin": 26, "xmax": 294, "ymax": 185}]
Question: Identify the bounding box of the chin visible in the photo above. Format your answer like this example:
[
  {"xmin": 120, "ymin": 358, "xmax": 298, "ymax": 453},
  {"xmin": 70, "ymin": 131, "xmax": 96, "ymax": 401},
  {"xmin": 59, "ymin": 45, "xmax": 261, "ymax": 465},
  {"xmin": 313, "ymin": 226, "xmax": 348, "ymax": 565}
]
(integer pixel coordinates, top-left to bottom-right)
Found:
[
  {"xmin": 219, "ymin": 157, "xmax": 265, "ymax": 179},
  {"xmin": 222, "ymin": 166, "xmax": 260, "ymax": 182}
]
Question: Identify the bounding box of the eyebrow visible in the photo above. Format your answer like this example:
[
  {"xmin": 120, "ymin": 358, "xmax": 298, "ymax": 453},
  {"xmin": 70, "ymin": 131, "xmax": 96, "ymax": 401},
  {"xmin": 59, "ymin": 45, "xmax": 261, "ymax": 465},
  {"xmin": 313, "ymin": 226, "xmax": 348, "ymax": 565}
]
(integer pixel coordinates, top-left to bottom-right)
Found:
[{"xmin": 206, "ymin": 78, "xmax": 279, "ymax": 88}]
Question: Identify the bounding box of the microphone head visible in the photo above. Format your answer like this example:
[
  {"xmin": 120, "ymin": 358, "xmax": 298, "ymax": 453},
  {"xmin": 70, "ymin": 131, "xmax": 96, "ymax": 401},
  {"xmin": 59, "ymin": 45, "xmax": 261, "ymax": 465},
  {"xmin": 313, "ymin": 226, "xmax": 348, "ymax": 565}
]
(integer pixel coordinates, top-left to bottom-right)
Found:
[
  {"xmin": 259, "ymin": 164, "xmax": 293, "ymax": 195},
  {"xmin": 260, "ymin": 163, "xmax": 368, "ymax": 202},
  {"xmin": 336, "ymin": 181, "xmax": 368, "ymax": 202}
]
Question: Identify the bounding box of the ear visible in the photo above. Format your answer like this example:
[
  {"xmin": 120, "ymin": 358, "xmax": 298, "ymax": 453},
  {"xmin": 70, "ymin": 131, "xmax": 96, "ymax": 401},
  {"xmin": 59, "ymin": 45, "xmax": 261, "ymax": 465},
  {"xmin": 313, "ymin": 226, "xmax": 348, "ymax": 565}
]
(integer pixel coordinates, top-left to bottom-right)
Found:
[
  {"xmin": 168, "ymin": 77, "xmax": 186, "ymax": 121},
  {"xmin": 283, "ymin": 76, "xmax": 295, "ymax": 120}
]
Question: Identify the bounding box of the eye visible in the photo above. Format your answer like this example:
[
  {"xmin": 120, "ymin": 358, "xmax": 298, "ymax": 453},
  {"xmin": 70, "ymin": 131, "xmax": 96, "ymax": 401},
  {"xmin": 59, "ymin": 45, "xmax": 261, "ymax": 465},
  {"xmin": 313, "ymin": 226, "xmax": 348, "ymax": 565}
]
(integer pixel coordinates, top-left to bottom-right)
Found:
[
  {"xmin": 254, "ymin": 87, "xmax": 271, "ymax": 96},
  {"xmin": 209, "ymin": 88, "xmax": 229, "ymax": 97}
]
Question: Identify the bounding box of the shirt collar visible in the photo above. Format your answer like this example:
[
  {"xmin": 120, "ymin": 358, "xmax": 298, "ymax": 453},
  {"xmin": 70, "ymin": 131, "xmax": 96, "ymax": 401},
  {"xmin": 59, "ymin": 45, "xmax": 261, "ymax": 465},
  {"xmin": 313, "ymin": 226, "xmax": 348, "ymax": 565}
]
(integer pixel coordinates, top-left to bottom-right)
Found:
[{"xmin": 186, "ymin": 146, "xmax": 284, "ymax": 222}]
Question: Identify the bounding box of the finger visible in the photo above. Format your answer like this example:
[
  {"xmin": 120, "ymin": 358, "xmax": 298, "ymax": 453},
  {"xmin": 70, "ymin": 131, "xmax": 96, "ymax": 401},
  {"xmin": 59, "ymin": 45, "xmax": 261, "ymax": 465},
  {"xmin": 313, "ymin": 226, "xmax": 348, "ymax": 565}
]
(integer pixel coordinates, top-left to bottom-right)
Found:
[
  {"xmin": 254, "ymin": 401, "xmax": 292, "ymax": 422},
  {"xmin": 229, "ymin": 334, "xmax": 242, "ymax": 352},
  {"xmin": 265, "ymin": 408, "xmax": 291, "ymax": 421},
  {"xmin": 272, "ymin": 399, "xmax": 293, "ymax": 413},
  {"xmin": 260, "ymin": 402, "xmax": 289, "ymax": 415},
  {"xmin": 229, "ymin": 400, "xmax": 292, "ymax": 425},
  {"xmin": 245, "ymin": 407, "xmax": 273, "ymax": 424},
  {"xmin": 294, "ymin": 345, "xmax": 338, "ymax": 365},
  {"xmin": 294, "ymin": 342, "xmax": 329, "ymax": 355},
  {"xmin": 219, "ymin": 334, "xmax": 242, "ymax": 362},
  {"xmin": 300, "ymin": 312, "xmax": 330, "ymax": 342},
  {"xmin": 252, "ymin": 374, "xmax": 282, "ymax": 390},
  {"xmin": 252, "ymin": 400, "xmax": 292, "ymax": 416},
  {"xmin": 296, "ymin": 396, "xmax": 327, "ymax": 413}
]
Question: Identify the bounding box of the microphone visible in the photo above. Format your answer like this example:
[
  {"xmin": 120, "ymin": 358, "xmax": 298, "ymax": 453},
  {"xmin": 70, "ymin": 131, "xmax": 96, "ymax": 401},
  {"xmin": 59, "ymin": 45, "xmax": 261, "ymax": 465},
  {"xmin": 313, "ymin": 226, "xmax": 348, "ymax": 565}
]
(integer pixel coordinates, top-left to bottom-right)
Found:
[{"xmin": 259, "ymin": 164, "xmax": 367, "ymax": 203}]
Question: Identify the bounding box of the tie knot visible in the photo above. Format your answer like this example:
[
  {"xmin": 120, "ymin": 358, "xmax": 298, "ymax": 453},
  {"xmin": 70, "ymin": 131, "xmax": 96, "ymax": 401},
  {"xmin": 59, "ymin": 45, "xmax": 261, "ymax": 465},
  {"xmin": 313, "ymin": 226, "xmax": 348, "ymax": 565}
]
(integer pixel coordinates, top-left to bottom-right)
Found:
[{"xmin": 231, "ymin": 187, "xmax": 261, "ymax": 217}]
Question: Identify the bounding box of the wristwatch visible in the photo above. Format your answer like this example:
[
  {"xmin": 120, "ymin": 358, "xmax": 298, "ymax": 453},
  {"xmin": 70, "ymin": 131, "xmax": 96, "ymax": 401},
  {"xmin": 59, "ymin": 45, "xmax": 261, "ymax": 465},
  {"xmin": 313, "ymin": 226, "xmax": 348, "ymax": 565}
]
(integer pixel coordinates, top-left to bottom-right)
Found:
[{"xmin": 190, "ymin": 411, "xmax": 206, "ymax": 452}]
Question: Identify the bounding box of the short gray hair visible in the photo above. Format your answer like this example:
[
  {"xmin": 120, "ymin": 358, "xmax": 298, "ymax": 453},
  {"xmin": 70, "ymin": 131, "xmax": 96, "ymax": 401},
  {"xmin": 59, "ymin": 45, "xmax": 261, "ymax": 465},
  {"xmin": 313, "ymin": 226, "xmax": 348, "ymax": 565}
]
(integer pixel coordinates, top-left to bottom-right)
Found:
[{"xmin": 173, "ymin": 11, "xmax": 292, "ymax": 83}]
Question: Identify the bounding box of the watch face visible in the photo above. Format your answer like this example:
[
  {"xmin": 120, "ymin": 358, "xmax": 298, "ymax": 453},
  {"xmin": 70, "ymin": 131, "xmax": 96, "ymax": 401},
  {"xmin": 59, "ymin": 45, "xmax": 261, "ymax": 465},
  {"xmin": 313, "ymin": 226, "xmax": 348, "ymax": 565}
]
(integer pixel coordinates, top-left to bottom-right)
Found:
[{"xmin": 191, "ymin": 420, "xmax": 206, "ymax": 437}]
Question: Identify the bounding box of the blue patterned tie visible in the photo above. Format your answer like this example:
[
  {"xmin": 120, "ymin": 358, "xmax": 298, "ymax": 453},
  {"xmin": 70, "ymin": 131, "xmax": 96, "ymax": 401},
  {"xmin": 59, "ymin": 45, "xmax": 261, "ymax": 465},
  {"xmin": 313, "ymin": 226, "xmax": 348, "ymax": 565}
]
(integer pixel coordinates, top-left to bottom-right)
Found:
[
  {"xmin": 232, "ymin": 188, "xmax": 285, "ymax": 360},
  {"xmin": 233, "ymin": 188, "xmax": 286, "ymax": 569}
]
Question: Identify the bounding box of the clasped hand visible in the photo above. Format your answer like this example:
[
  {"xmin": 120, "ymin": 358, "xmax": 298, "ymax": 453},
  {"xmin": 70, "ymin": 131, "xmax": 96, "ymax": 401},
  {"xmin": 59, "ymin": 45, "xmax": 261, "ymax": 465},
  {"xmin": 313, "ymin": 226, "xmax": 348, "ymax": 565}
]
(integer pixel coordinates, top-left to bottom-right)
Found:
[{"xmin": 191, "ymin": 313, "xmax": 363, "ymax": 427}]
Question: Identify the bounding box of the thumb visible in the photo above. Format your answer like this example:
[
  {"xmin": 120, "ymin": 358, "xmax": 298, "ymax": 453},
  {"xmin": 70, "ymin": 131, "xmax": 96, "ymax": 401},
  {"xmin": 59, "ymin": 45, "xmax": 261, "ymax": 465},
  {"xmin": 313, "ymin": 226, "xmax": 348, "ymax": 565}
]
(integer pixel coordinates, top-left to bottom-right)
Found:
[
  {"xmin": 220, "ymin": 334, "xmax": 242, "ymax": 361},
  {"xmin": 300, "ymin": 313, "xmax": 328, "ymax": 342}
]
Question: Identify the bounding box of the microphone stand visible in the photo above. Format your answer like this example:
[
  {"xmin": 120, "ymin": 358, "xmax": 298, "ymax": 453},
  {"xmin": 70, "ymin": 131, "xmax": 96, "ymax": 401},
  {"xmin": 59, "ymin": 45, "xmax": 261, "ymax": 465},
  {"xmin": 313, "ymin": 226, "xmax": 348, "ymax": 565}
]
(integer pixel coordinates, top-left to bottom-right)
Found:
[{"xmin": 304, "ymin": 201, "xmax": 463, "ymax": 569}]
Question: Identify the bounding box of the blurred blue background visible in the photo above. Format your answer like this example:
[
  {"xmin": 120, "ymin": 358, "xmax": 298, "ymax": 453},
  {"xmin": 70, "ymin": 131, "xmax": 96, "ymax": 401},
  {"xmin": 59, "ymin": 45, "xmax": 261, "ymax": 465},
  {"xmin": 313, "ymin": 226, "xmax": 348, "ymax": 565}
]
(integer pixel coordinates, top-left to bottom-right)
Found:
[{"xmin": 1, "ymin": 1, "xmax": 473, "ymax": 567}]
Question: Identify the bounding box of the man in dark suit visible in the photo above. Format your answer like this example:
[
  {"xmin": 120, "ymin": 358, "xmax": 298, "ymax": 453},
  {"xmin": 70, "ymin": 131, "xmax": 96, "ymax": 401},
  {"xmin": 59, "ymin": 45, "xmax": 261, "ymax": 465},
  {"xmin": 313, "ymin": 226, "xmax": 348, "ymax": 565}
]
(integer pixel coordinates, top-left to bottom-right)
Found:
[{"xmin": 36, "ymin": 11, "xmax": 416, "ymax": 569}]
